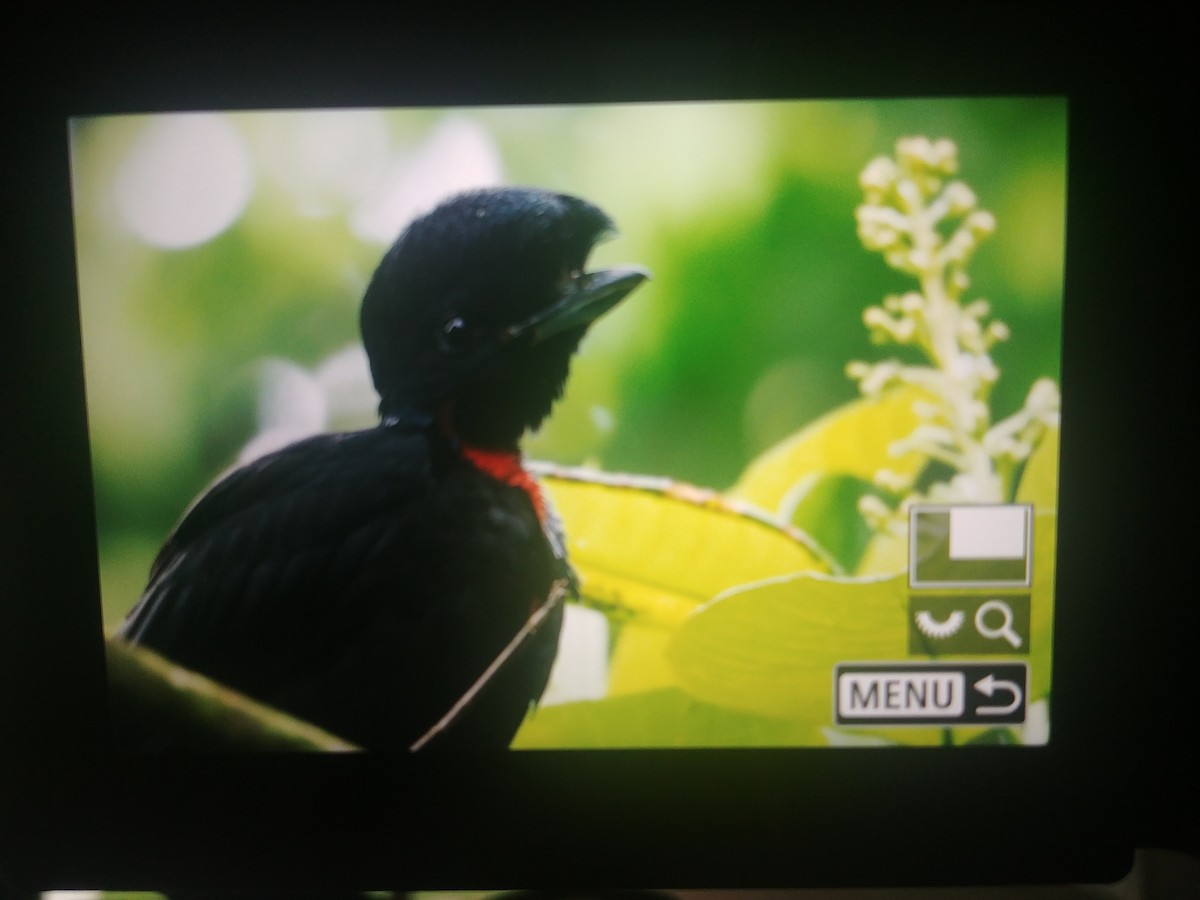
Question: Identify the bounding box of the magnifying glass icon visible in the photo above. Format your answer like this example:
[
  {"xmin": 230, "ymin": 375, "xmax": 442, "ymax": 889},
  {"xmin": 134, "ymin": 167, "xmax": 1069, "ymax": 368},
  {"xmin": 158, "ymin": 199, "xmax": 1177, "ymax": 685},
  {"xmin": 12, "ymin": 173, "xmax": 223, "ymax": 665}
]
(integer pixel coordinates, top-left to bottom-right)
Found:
[{"xmin": 975, "ymin": 599, "xmax": 1022, "ymax": 648}]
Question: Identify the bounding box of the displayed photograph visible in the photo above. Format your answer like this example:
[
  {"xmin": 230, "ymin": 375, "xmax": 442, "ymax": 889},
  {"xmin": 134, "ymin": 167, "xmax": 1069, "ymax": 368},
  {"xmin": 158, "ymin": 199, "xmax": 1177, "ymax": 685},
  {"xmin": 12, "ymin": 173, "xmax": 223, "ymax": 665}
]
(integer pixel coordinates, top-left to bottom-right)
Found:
[{"xmin": 69, "ymin": 97, "xmax": 1066, "ymax": 750}]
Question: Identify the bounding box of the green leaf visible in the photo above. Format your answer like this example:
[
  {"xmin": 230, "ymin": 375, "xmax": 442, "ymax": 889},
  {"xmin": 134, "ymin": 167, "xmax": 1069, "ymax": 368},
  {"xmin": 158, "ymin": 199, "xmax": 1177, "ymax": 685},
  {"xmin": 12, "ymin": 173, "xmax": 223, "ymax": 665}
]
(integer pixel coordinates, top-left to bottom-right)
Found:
[
  {"xmin": 666, "ymin": 571, "xmax": 908, "ymax": 723},
  {"xmin": 788, "ymin": 473, "xmax": 897, "ymax": 574},
  {"xmin": 823, "ymin": 724, "xmax": 946, "ymax": 747},
  {"xmin": 512, "ymin": 687, "xmax": 824, "ymax": 749},
  {"xmin": 662, "ymin": 508, "xmax": 1054, "ymax": 744},
  {"xmin": 533, "ymin": 464, "xmax": 834, "ymax": 629},
  {"xmin": 106, "ymin": 640, "xmax": 359, "ymax": 751},
  {"xmin": 728, "ymin": 385, "xmax": 932, "ymax": 515},
  {"xmin": 854, "ymin": 527, "xmax": 909, "ymax": 576},
  {"xmin": 1016, "ymin": 425, "xmax": 1059, "ymax": 511},
  {"xmin": 963, "ymin": 727, "xmax": 1019, "ymax": 745},
  {"xmin": 606, "ymin": 621, "xmax": 679, "ymax": 696},
  {"xmin": 1028, "ymin": 511, "xmax": 1056, "ymax": 703}
]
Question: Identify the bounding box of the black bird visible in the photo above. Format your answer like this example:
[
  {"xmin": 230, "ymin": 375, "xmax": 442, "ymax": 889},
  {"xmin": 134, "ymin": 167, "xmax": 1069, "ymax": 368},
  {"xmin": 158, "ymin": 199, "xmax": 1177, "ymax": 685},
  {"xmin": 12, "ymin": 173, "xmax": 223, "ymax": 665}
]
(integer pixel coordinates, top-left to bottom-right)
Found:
[{"xmin": 114, "ymin": 187, "xmax": 648, "ymax": 750}]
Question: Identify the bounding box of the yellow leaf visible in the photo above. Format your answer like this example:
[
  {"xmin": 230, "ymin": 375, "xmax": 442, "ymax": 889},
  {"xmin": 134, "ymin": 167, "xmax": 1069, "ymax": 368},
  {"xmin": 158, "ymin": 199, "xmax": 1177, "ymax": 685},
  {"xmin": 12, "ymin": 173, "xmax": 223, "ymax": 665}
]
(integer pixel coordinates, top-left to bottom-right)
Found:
[
  {"xmin": 667, "ymin": 571, "xmax": 908, "ymax": 722},
  {"xmin": 533, "ymin": 465, "xmax": 833, "ymax": 630},
  {"xmin": 860, "ymin": 512, "xmax": 1054, "ymax": 746},
  {"xmin": 607, "ymin": 622, "xmax": 678, "ymax": 695},
  {"xmin": 729, "ymin": 385, "xmax": 932, "ymax": 515},
  {"xmin": 855, "ymin": 527, "xmax": 909, "ymax": 576},
  {"xmin": 665, "ymin": 511, "xmax": 1054, "ymax": 744}
]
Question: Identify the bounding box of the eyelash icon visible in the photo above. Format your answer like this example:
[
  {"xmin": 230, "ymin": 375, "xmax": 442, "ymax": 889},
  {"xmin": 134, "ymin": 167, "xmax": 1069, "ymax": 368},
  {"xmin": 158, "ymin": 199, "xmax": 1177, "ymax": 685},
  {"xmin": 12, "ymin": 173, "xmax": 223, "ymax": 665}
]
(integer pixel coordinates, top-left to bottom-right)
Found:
[{"xmin": 915, "ymin": 609, "xmax": 965, "ymax": 639}]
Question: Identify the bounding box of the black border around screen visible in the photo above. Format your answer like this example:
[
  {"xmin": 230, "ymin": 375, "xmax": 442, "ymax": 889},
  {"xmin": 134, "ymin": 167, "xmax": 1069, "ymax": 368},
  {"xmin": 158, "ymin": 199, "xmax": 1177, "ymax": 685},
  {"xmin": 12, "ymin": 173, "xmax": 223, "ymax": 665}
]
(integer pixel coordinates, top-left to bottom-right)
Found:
[{"xmin": 2, "ymin": 12, "xmax": 1191, "ymax": 893}]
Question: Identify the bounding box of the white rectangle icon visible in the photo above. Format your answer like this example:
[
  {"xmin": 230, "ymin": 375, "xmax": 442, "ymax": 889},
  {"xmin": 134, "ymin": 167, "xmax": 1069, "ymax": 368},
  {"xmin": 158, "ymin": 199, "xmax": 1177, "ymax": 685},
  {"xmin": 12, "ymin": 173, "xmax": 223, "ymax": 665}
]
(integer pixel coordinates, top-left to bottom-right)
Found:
[
  {"xmin": 948, "ymin": 505, "xmax": 1028, "ymax": 560},
  {"xmin": 837, "ymin": 671, "xmax": 965, "ymax": 719}
]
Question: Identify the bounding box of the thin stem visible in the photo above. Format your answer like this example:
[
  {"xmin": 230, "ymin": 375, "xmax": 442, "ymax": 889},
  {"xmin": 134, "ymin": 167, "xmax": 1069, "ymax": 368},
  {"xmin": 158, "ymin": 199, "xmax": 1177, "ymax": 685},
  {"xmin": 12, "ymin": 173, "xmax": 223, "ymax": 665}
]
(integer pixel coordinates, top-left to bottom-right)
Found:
[{"xmin": 409, "ymin": 578, "xmax": 570, "ymax": 752}]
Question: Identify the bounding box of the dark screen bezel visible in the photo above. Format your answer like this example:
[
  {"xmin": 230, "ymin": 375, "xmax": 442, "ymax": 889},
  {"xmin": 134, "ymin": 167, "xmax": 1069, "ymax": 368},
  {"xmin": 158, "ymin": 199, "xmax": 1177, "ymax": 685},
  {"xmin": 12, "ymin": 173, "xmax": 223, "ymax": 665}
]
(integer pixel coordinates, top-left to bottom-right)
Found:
[{"xmin": 3, "ymin": 15, "xmax": 1188, "ymax": 892}]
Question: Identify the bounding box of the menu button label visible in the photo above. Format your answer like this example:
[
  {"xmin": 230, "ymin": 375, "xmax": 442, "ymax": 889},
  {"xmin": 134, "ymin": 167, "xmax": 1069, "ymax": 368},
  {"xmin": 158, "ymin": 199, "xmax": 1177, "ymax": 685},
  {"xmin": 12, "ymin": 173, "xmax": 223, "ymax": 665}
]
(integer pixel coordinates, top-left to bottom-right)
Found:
[
  {"xmin": 838, "ymin": 671, "xmax": 965, "ymax": 719},
  {"xmin": 835, "ymin": 663, "xmax": 1028, "ymax": 726}
]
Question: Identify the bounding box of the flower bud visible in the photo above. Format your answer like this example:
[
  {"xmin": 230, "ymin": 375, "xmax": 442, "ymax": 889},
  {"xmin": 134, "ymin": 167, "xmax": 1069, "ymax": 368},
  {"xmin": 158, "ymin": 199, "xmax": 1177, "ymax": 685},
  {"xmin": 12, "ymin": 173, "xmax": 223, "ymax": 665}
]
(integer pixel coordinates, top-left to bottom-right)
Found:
[
  {"xmin": 859, "ymin": 156, "xmax": 898, "ymax": 193},
  {"xmin": 967, "ymin": 210, "xmax": 996, "ymax": 237},
  {"xmin": 943, "ymin": 181, "xmax": 976, "ymax": 214}
]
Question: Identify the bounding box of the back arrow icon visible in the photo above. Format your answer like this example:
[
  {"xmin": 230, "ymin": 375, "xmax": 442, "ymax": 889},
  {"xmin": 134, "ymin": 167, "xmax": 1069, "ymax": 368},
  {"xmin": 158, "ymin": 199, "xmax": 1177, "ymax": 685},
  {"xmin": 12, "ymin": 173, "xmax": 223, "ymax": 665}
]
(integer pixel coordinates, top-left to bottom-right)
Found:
[{"xmin": 974, "ymin": 673, "xmax": 1023, "ymax": 715}]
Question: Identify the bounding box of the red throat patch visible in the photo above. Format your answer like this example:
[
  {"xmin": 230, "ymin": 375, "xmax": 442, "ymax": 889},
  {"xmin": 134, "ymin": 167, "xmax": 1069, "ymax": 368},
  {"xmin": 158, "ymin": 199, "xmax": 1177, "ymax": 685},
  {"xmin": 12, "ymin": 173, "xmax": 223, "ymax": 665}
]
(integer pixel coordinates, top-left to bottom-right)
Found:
[{"xmin": 460, "ymin": 445, "xmax": 548, "ymax": 525}]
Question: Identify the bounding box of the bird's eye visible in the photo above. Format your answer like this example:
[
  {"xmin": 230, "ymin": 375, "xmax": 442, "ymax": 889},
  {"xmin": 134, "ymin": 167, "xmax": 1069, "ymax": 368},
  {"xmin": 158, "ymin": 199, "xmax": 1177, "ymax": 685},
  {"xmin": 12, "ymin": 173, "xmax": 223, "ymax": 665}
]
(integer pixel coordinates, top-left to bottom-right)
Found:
[{"xmin": 439, "ymin": 315, "xmax": 471, "ymax": 353}]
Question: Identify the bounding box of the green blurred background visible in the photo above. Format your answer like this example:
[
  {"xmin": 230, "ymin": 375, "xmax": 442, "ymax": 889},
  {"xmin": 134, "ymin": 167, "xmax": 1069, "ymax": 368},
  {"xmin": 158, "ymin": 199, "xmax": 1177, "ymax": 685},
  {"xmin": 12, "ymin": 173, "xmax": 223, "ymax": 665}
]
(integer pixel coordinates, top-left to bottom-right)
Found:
[{"xmin": 69, "ymin": 97, "xmax": 1067, "ymax": 629}]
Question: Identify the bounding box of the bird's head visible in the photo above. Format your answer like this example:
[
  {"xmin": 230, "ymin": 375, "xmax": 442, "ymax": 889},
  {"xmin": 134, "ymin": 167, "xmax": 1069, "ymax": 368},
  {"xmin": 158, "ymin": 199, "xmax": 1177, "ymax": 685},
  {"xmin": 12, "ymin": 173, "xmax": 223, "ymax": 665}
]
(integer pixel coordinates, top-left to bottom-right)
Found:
[{"xmin": 360, "ymin": 187, "xmax": 648, "ymax": 448}]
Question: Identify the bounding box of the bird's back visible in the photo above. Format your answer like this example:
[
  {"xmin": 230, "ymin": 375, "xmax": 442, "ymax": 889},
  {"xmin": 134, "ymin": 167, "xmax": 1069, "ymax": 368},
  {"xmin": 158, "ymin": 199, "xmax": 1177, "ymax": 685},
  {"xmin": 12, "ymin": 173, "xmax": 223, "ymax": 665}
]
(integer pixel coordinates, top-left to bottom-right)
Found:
[{"xmin": 117, "ymin": 423, "xmax": 566, "ymax": 750}]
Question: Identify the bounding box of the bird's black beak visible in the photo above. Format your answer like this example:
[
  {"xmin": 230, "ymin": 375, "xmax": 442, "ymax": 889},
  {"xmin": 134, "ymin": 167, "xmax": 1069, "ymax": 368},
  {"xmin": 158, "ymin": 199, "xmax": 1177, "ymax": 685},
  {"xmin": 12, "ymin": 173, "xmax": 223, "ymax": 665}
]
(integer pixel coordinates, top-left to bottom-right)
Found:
[{"xmin": 507, "ymin": 266, "xmax": 650, "ymax": 345}]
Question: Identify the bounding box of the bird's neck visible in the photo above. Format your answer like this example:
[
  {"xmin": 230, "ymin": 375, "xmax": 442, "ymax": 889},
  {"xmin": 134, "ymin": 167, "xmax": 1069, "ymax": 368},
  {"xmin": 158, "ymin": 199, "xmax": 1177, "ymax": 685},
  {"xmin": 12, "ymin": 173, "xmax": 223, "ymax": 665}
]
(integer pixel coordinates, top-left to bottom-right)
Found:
[
  {"xmin": 444, "ymin": 402, "xmax": 547, "ymax": 527},
  {"xmin": 381, "ymin": 402, "xmax": 546, "ymax": 526},
  {"xmin": 380, "ymin": 399, "xmax": 527, "ymax": 447},
  {"xmin": 458, "ymin": 444, "xmax": 547, "ymax": 527}
]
